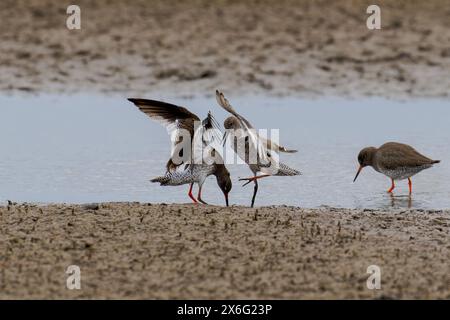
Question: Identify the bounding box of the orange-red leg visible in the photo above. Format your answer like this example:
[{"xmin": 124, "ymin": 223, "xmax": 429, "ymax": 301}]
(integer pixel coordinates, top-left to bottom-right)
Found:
[
  {"xmin": 188, "ymin": 183, "xmax": 198, "ymax": 203},
  {"xmin": 239, "ymin": 174, "xmax": 270, "ymax": 187},
  {"xmin": 408, "ymin": 178, "xmax": 412, "ymax": 195},
  {"xmin": 387, "ymin": 179, "xmax": 395, "ymax": 193}
]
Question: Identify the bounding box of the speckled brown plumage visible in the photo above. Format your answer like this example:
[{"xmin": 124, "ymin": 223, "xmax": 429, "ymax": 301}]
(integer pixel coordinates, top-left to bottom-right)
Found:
[{"xmin": 354, "ymin": 142, "xmax": 440, "ymax": 194}]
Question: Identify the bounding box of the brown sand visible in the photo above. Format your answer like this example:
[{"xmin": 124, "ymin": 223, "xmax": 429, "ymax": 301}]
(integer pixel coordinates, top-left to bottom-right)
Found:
[
  {"xmin": 0, "ymin": 202, "xmax": 448, "ymax": 299},
  {"xmin": 1, "ymin": 0, "xmax": 449, "ymax": 300},
  {"xmin": 0, "ymin": 0, "xmax": 449, "ymax": 98}
]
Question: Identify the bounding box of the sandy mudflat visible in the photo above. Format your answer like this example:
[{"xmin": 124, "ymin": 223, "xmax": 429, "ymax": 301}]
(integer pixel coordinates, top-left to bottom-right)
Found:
[
  {"xmin": 0, "ymin": 0, "xmax": 449, "ymax": 98},
  {"xmin": 0, "ymin": 202, "xmax": 448, "ymax": 299},
  {"xmin": 0, "ymin": 0, "xmax": 449, "ymax": 301}
]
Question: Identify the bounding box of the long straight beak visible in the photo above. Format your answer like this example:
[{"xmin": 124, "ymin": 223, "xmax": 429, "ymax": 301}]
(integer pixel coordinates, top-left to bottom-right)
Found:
[
  {"xmin": 353, "ymin": 165, "xmax": 363, "ymax": 182},
  {"xmin": 222, "ymin": 131, "xmax": 229, "ymax": 147},
  {"xmin": 225, "ymin": 193, "xmax": 229, "ymax": 207}
]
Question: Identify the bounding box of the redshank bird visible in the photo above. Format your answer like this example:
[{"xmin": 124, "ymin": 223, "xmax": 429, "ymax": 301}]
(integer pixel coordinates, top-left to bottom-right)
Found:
[
  {"xmin": 127, "ymin": 98, "xmax": 232, "ymax": 206},
  {"xmin": 150, "ymin": 151, "xmax": 232, "ymax": 206},
  {"xmin": 215, "ymin": 90, "xmax": 300, "ymax": 207},
  {"xmin": 353, "ymin": 142, "xmax": 440, "ymax": 195}
]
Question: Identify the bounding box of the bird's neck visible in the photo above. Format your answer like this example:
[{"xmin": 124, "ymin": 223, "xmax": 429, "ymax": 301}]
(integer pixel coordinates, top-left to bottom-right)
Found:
[{"xmin": 366, "ymin": 149, "xmax": 378, "ymax": 168}]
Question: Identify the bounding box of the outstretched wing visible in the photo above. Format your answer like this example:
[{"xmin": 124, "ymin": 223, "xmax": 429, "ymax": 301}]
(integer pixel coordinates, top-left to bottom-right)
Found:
[
  {"xmin": 216, "ymin": 90, "xmax": 268, "ymax": 163},
  {"xmin": 259, "ymin": 136, "xmax": 298, "ymax": 154},
  {"xmin": 192, "ymin": 111, "xmax": 223, "ymax": 165},
  {"xmin": 215, "ymin": 90, "xmax": 254, "ymax": 129},
  {"xmin": 215, "ymin": 90, "xmax": 297, "ymax": 157},
  {"xmin": 128, "ymin": 98, "xmax": 200, "ymax": 171},
  {"xmin": 128, "ymin": 98, "xmax": 200, "ymax": 134}
]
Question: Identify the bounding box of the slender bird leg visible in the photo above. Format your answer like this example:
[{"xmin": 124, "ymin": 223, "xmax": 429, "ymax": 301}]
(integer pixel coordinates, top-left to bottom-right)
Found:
[
  {"xmin": 387, "ymin": 179, "xmax": 395, "ymax": 193},
  {"xmin": 188, "ymin": 183, "xmax": 198, "ymax": 203},
  {"xmin": 239, "ymin": 174, "xmax": 271, "ymax": 187},
  {"xmin": 250, "ymin": 179, "xmax": 258, "ymax": 208},
  {"xmin": 197, "ymin": 186, "xmax": 208, "ymax": 205},
  {"xmin": 408, "ymin": 178, "xmax": 412, "ymax": 195}
]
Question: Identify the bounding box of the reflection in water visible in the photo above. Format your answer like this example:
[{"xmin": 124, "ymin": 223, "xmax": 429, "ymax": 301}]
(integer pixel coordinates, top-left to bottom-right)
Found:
[
  {"xmin": 0, "ymin": 94, "xmax": 449, "ymax": 209},
  {"xmin": 389, "ymin": 193, "xmax": 412, "ymax": 209}
]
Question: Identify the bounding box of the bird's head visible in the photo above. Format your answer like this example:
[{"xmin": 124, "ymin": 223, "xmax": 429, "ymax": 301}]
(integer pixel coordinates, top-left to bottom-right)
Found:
[
  {"xmin": 215, "ymin": 165, "xmax": 232, "ymax": 207},
  {"xmin": 223, "ymin": 116, "xmax": 240, "ymax": 130},
  {"xmin": 353, "ymin": 147, "xmax": 377, "ymax": 182},
  {"xmin": 222, "ymin": 116, "xmax": 241, "ymax": 146}
]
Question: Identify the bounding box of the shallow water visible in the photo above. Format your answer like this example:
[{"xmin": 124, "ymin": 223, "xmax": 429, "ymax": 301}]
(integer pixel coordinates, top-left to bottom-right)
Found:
[{"xmin": 0, "ymin": 94, "xmax": 449, "ymax": 209}]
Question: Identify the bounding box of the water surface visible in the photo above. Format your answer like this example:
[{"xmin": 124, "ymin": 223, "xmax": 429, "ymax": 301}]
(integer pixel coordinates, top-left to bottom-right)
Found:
[{"xmin": 0, "ymin": 94, "xmax": 449, "ymax": 209}]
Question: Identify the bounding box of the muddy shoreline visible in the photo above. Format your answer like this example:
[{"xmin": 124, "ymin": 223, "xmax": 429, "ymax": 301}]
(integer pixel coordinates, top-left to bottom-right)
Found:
[
  {"xmin": 1, "ymin": 0, "xmax": 449, "ymax": 98},
  {"xmin": 0, "ymin": 202, "xmax": 448, "ymax": 299},
  {"xmin": 1, "ymin": 0, "xmax": 449, "ymax": 300}
]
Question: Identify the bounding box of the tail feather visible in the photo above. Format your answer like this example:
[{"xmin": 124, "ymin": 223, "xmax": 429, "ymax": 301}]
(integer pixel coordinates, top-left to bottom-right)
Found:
[
  {"xmin": 279, "ymin": 146, "xmax": 298, "ymax": 153},
  {"xmin": 150, "ymin": 175, "xmax": 170, "ymax": 185},
  {"xmin": 432, "ymin": 160, "xmax": 441, "ymax": 164},
  {"xmin": 277, "ymin": 162, "xmax": 301, "ymax": 176},
  {"xmin": 261, "ymin": 137, "xmax": 297, "ymax": 154}
]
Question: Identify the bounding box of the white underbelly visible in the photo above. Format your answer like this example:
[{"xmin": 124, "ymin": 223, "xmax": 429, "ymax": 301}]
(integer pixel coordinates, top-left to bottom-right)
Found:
[{"xmin": 378, "ymin": 165, "xmax": 431, "ymax": 180}]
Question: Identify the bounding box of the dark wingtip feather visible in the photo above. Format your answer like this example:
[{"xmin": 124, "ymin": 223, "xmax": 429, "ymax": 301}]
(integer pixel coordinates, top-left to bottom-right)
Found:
[
  {"xmin": 433, "ymin": 160, "xmax": 441, "ymax": 164},
  {"xmin": 127, "ymin": 98, "xmax": 165, "ymax": 106},
  {"xmin": 127, "ymin": 98, "xmax": 175, "ymax": 108},
  {"xmin": 202, "ymin": 111, "xmax": 220, "ymax": 131},
  {"xmin": 209, "ymin": 111, "xmax": 221, "ymax": 129}
]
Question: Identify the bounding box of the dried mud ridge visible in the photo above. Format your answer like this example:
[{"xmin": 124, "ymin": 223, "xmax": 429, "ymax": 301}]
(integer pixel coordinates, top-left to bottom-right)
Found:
[{"xmin": 0, "ymin": 202, "xmax": 448, "ymax": 299}]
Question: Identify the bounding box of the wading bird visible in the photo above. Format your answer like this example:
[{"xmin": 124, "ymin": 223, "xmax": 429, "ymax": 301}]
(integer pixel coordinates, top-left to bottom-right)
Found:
[
  {"xmin": 215, "ymin": 90, "xmax": 300, "ymax": 207},
  {"xmin": 353, "ymin": 142, "xmax": 440, "ymax": 195},
  {"xmin": 128, "ymin": 98, "xmax": 232, "ymax": 206}
]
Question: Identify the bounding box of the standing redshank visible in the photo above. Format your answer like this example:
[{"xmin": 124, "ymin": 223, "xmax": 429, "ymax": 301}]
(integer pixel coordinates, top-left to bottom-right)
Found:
[
  {"xmin": 353, "ymin": 142, "xmax": 440, "ymax": 194},
  {"xmin": 215, "ymin": 90, "xmax": 300, "ymax": 208},
  {"xmin": 127, "ymin": 98, "xmax": 232, "ymax": 206}
]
